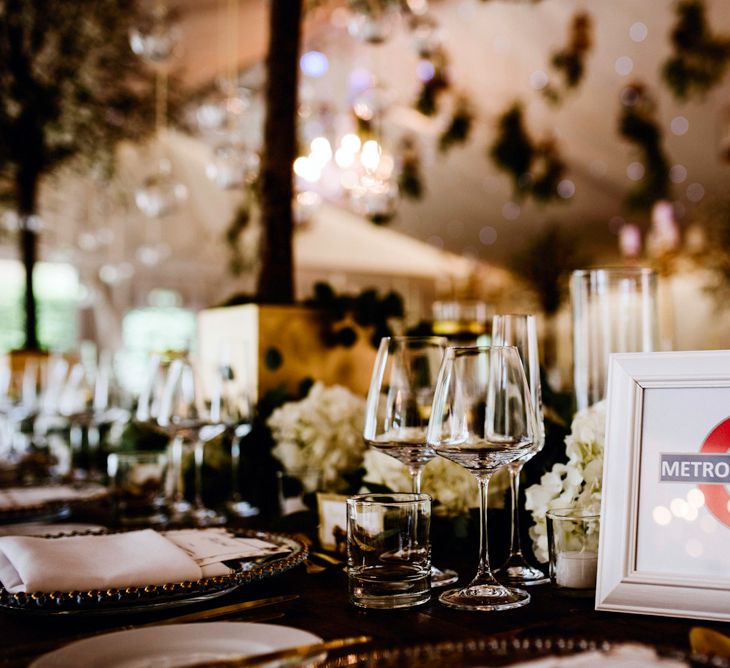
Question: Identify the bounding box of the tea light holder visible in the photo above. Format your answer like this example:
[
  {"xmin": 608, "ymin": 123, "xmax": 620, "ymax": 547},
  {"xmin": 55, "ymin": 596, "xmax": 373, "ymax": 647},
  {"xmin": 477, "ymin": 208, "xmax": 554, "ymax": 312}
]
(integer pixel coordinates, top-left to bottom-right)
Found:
[{"xmin": 546, "ymin": 507, "xmax": 600, "ymax": 596}]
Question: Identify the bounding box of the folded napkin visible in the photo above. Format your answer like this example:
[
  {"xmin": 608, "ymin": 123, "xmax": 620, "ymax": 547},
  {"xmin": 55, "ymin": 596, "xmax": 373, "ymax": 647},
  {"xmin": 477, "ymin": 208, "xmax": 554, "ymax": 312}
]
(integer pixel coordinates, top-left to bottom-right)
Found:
[
  {"xmin": 0, "ymin": 485, "xmax": 105, "ymax": 512},
  {"xmin": 0, "ymin": 529, "xmax": 203, "ymax": 593},
  {"xmin": 0, "ymin": 528, "xmax": 291, "ymax": 593}
]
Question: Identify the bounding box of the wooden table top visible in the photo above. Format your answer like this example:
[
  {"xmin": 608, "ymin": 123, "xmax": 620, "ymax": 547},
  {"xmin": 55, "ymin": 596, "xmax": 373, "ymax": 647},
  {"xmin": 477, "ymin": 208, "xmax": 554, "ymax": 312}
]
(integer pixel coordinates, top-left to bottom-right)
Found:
[{"xmin": 1, "ymin": 544, "xmax": 728, "ymax": 667}]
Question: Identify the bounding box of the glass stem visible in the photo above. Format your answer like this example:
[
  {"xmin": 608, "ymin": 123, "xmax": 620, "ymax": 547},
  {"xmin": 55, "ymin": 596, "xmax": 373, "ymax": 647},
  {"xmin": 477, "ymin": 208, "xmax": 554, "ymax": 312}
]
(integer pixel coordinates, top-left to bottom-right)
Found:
[
  {"xmin": 410, "ymin": 467, "xmax": 423, "ymax": 494},
  {"xmin": 194, "ymin": 439, "xmax": 205, "ymax": 510},
  {"xmin": 475, "ymin": 474, "xmax": 495, "ymax": 581},
  {"xmin": 508, "ymin": 462, "xmax": 525, "ymax": 558},
  {"xmin": 230, "ymin": 436, "xmax": 241, "ymax": 502},
  {"xmin": 171, "ymin": 436, "xmax": 185, "ymax": 506}
]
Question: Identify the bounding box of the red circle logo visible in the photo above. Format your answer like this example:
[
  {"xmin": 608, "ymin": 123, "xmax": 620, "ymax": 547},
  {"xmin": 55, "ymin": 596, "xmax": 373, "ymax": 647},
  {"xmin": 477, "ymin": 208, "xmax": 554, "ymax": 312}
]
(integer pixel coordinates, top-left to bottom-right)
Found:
[{"xmin": 699, "ymin": 417, "xmax": 730, "ymax": 528}]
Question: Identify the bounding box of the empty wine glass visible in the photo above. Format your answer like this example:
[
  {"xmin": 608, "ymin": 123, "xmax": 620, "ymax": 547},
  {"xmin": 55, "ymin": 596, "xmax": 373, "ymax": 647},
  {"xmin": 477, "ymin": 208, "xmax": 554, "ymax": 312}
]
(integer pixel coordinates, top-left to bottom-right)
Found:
[
  {"xmin": 364, "ymin": 336, "xmax": 458, "ymax": 587},
  {"xmin": 209, "ymin": 352, "xmax": 258, "ymax": 519},
  {"xmin": 427, "ymin": 346, "xmax": 539, "ymax": 611},
  {"xmin": 136, "ymin": 354, "xmax": 191, "ymax": 520},
  {"xmin": 492, "ymin": 314, "xmax": 548, "ymax": 586},
  {"xmin": 157, "ymin": 356, "xmax": 226, "ymax": 526}
]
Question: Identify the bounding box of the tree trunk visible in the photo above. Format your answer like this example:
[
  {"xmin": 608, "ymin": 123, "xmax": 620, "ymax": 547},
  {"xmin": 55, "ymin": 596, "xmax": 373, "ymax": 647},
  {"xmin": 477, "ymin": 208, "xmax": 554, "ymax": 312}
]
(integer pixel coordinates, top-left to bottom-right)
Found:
[
  {"xmin": 16, "ymin": 167, "xmax": 40, "ymax": 351},
  {"xmin": 257, "ymin": 0, "xmax": 302, "ymax": 304}
]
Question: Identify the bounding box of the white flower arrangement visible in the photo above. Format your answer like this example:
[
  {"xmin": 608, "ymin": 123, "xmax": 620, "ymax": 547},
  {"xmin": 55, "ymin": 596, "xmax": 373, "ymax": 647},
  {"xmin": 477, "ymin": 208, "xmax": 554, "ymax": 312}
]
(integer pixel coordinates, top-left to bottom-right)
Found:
[
  {"xmin": 267, "ymin": 382, "xmax": 367, "ymax": 493},
  {"xmin": 524, "ymin": 401, "xmax": 605, "ymax": 563},
  {"xmin": 362, "ymin": 449, "xmax": 509, "ymax": 517}
]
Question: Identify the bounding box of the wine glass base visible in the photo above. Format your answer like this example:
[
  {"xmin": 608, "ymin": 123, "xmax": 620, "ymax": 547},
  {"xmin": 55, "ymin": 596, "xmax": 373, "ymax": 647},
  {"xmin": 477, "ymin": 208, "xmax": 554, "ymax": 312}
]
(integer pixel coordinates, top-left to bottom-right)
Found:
[
  {"xmin": 226, "ymin": 500, "xmax": 261, "ymax": 518},
  {"xmin": 431, "ymin": 566, "xmax": 459, "ymax": 587},
  {"xmin": 438, "ymin": 584, "xmax": 530, "ymax": 611},
  {"xmin": 495, "ymin": 562, "xmax": 549, "ymax": 586}
]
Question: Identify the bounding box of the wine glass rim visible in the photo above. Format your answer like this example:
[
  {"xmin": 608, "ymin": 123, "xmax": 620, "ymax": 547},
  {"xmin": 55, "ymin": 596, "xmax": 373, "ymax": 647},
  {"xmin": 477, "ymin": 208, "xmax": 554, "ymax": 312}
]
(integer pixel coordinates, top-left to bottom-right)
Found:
[
  {"xmin": 492, "ymin": 313, "xmax": 536, "ymax": 319},
  {"xmin": 381, "ymin": 335, "xmax": 448, "ymax": 345},
  {"xmin": 571, "ymin": 266, "xmax": 655, "ymax": 278},
  {"xmin": 445, "ymin": 344, "xmax": 519, "ymax": 355}
]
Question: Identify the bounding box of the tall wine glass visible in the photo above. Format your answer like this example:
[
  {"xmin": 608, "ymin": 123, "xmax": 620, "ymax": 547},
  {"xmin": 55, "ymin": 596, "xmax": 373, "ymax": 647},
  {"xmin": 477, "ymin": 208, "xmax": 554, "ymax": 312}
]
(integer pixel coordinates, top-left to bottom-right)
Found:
[
  {"xmin": 136, "ymin": 354, "xmax": 191, "ymax": 520},
  {"xmin": 364, "ymin": 336, "xmax": 458, "ymax": 587},
  {"xmin": 427, "ymin": 346, "xmax": 539, "ymax": 611},
  {"xmin": 492, "ymin": 315, "xmax": 548, "ymax": 585},
  {"xmin": 209, "ymin": 352, "xmax": 257, "ymax": 518},
  {"xmin": 157, "ymin": 356, "xmax": 226, "ymax": 526}
]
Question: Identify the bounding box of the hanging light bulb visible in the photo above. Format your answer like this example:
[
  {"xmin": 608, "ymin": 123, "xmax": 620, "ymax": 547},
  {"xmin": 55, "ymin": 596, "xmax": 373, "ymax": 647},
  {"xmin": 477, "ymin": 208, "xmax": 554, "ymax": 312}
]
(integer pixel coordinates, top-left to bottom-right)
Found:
[
  {"xmin": 352, "ymin": 85, "xmax": 391, "ymax": 122},
  {"xmin": 348, "ymin": 11, "xmax": 396, "ymax": 45},
  {"xmin": 294, "ymin": 191, "xmax": 322, "ymax": 225},
  {"xmin": 129, "ymin": 16, "xmax": 180, "ymax": 64},
  {"xmin": 411, "ymin": 15, "xmax": 442, "ymax": 57},
  {"xmin": 135, "ymin": 159, "xmax": 188, "ymax": 218},
  {"xmin": 350, "ymin": 174, "xmax": 399, "ymax": 223},
  {"xmin": 206, "ymin": 143, "xmax": 260, "ymax": 189}
]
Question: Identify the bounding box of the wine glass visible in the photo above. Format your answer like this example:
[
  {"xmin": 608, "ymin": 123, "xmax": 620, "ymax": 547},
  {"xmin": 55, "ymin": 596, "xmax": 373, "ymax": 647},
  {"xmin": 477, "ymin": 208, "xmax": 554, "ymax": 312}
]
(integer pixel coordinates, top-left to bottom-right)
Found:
[
  {"xmin": 427, "ymin": 346, "xmax": 539, "ymax": 611},
  {"xmin": 136, "ymin": 353, "xmax": 191, "ymax": 520},
  {"xmin": 492, "ymin": 315, "xmax": 548, "ymax": 586},
  {"xmin": 157, "ymin": 356, "xmax": 226, "ymax": 526},
  {"xmin": 364, "ymin": 336, "xmax": 458, "ymax": 587},
  {"xmin": 209, "ymin": 351, "xmax": 258, "ymax": 518}
]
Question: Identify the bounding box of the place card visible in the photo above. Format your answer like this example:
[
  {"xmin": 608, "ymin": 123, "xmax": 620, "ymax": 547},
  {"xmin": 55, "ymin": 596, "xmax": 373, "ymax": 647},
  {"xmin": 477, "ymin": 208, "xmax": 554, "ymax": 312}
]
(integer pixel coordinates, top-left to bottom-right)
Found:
[{"xmin": 164, "ymin": 529, "xmax": 290, "ymax": 567}]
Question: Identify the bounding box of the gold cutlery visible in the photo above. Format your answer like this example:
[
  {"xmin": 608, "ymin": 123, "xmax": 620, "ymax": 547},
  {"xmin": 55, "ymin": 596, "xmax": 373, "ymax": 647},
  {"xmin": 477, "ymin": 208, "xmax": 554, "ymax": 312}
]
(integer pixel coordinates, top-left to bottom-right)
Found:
[
  {"xmin": 186, "ymin": 635, "xmax": 373, "ymax": 668},
  {"xmin": 1, "ymin": 594, "xmax": 299, "ymax": 666}
]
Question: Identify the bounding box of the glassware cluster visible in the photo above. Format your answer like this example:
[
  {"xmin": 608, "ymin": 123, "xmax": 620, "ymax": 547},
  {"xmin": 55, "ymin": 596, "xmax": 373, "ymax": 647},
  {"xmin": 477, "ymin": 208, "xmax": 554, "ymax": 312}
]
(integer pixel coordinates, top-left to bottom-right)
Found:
[{"xmin": 360, "ymin": 332, "xmax": 544, "ymax": 612}]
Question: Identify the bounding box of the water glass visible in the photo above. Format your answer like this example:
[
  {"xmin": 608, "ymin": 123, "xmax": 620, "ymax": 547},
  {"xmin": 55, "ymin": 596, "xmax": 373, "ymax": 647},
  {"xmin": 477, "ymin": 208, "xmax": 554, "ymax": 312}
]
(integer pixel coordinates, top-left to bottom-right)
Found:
[
  {"xmin": 571, "ymin": 267, "xmax": 659, "ymax": 411},
  {"xmin": 347, "ymin": 493, "xmax": 431, "ymax": 609},
  {"xmin": 108, "ymin": 451, "xmax": 168, "ymax": 525},
  {"xmin": 546, "ymin": 507, "xmax": 600, "ymax": 596}
]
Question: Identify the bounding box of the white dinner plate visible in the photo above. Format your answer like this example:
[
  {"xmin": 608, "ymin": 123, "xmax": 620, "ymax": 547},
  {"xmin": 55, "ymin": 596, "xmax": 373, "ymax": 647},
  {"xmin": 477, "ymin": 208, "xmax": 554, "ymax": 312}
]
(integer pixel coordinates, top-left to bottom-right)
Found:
[{"xmin": 30, "ymin": 622, "xmax": 322, "ymax": 668}]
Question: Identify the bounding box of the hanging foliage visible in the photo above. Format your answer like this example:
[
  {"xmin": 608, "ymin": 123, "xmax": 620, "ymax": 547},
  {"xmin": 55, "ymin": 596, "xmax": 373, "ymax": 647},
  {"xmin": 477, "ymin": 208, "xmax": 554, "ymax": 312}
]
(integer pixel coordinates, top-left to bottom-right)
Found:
[
  {"xmin": 304, "ymin": 282, "xmax": 404, "ymax": 349},
  {"xmin": 489, "ymin": 103, "xmax": 566, "ymax": 203},
  {"xmin": 543, "ymin": 12, "xmax": 593, "ymax": 104},
  {"xmin": 662, "ymin": 0, "xmax": 730, "ymax": 102},
  {"xmin": 438, "ymin": 97, "xmax": 474, "ymax": 153},
  {"xmin": 618, "ymin": 83, "xmax": 671, "ymax": 210},
  {"xmin": 224, "ymin": 184, "xmax": 257, "ymax": 275},
  {"xmin": 414, "ymin": 47, "xmax": 450, "ymax": 116},
  {"xmin": 510, "ymin": 222, "xmax": 589, "ymax": 315},
  {"xmin": 397, "ymin": 135, "xmax": 424, "ymax": 200}
]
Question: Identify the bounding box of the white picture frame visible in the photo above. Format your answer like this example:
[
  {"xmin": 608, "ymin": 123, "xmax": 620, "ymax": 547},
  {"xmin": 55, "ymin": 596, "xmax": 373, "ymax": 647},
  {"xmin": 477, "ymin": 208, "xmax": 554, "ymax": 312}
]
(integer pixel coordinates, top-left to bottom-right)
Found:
[{"xmin": 596, "ymin": 350, "xmax": 730, "ymax": 622}]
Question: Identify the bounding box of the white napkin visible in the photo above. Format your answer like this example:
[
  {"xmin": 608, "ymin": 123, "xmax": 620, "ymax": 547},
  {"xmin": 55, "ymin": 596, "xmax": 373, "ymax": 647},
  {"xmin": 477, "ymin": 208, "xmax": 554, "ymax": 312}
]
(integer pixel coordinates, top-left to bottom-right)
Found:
[
  {"xmin": 0, "ymin": 485, "xmax": 105, "ymax": 511},
  {"xmin": 0, "ymin": 529, "xmax": 203, "ymax": 593}
]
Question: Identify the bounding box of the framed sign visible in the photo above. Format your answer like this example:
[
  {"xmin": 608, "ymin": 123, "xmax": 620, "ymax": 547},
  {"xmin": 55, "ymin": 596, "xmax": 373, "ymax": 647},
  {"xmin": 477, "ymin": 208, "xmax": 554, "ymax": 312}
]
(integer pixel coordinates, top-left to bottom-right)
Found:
[{"xmin": 596, "ymin": 351, "xmax": 730, "ymax": 621}]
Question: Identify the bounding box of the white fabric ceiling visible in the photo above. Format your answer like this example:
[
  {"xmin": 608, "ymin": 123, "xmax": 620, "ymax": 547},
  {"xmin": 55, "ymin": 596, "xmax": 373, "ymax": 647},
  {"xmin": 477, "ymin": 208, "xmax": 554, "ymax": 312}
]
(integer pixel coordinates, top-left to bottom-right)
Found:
[{"xmin": 167, "ymin": 0, "xmax": 730, "ymax": 266}]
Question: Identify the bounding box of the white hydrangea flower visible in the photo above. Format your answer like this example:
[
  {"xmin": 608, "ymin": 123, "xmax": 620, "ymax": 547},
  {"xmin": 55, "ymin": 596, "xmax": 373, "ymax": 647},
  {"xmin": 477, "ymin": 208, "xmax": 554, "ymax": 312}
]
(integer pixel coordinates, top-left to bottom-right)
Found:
[
  {"xmin": 267, "ymin": 382, "xmax": 367, "ymax": 493},
  {"xmin": 525, "ymin": 401, "xmax": 606, "ymax": 563},
  {"xmin": 362, "ymin": 449, "xmax": 505, "ymax": 518}
]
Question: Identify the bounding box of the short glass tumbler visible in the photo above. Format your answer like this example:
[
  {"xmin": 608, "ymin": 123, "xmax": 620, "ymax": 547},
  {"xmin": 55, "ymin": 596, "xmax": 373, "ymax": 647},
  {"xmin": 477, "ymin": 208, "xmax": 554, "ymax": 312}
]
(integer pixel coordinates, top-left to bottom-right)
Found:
[
  {"xmin": 347, "ymin": 493, "xmax": 431, "ymax": 609},
  {"xmin": 108, "ymin": 451, "xmax": 168, "ymax": 525},
  {"xmin": 546, "ymin": 507, "xmax": 600, "ymax": 596}
]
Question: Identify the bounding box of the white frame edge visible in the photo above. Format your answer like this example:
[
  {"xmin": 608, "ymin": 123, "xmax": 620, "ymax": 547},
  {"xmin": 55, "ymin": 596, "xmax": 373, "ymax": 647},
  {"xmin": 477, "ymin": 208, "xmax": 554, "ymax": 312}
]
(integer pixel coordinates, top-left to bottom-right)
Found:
[{"xmin": 595, "ymin": 350, "xmax": 730, "ymax": 622}]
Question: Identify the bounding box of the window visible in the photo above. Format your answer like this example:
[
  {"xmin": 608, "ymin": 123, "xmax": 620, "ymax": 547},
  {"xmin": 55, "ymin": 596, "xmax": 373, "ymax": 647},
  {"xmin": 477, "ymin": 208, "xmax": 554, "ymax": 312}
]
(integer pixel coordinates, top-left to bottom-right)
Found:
[{"xmin": 0, "ymin": 259, "xmax": 79, "ymax": 352}]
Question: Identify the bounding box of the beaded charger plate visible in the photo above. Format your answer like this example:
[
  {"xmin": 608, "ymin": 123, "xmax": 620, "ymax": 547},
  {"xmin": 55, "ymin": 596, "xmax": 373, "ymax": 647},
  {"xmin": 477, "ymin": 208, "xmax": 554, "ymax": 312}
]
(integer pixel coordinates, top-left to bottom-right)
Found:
[
  {"xmin": 0, "ymin": 529, "xmax": 307, "ymax": 616},
  {"xmin": 320, "ymin": 637, "xmax": 730, "ymax": 668},
  {"xmin": 0, "ymin": 484, "xmax": 108, "ymax": 525}
]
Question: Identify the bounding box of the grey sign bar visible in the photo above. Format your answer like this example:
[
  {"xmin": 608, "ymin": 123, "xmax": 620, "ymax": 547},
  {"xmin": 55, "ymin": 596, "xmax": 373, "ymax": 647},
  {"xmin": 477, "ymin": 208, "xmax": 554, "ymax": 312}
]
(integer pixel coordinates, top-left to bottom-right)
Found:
[{"xmin": 660, "ymin": 454, "xmax": 730, "ymax": 483}]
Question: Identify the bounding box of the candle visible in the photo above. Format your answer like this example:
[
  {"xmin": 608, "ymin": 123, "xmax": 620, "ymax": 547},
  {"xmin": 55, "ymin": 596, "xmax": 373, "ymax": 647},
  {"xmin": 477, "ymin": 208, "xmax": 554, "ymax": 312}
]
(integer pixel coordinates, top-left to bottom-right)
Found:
[{"xmin": 555, "ymin": 550, "xmax": 598, "ymax": 589}]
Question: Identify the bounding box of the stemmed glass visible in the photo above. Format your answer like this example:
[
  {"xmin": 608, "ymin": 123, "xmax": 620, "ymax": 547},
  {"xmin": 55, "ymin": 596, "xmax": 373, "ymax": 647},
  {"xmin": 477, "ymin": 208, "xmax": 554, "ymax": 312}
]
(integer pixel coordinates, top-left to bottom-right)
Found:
[
  {"xmin": 210, "ymin": 352, "xmax": 258, "ymax": 518},
  {"xmin": 363, "ymin": 336, "xmax": 458, "ymax": 587},
  {"xmin": 427, "ymin": 346, "xmax": 539, "ymax": 611},
  {"xmin": 492, "ymin": 314, "xmax": 548, "ymax": 585},
  {"xmin": 157, "ymin": 356, "xmax": 226, "ymax": 526}
]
